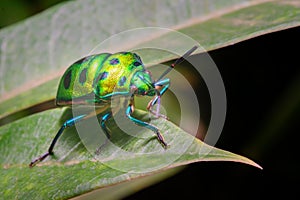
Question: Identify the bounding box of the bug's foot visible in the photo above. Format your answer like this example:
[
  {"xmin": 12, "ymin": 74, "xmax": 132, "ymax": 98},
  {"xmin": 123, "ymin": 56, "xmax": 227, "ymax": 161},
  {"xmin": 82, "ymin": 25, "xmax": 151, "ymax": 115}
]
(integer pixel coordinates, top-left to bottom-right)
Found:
[
  {"xmin": 95, "ymin": 147, "xmax": 102, "ymax": 155},
  {"xmin": 161, "ymin": 141, "xmax": 170, "ymax": 150},
  {"xmin": 95, "ymin": 139, "xmax": 109, "ymax": 155},
  {"xmin": 29, "ymin": 152, "xmax": 50, "ymax": 168},
  {"xmin": 156, "ymin": 132, "xmax": 169, "ymax": 149}
]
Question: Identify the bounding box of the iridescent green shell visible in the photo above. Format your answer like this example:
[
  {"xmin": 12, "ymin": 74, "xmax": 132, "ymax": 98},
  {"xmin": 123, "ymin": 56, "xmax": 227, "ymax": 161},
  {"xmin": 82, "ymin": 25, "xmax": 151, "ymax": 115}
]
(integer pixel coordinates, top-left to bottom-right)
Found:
[{"xmin": 56, "ymin": 52, "xmax": 149, "ymax": 106}]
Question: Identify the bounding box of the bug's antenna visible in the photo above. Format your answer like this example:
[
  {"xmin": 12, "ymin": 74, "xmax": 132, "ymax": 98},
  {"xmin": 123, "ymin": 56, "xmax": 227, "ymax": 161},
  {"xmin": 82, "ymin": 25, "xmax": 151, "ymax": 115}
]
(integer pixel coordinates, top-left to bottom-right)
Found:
[{"xmin": 156, "ymin": 45, "xmax": 199, "ymax": 82}]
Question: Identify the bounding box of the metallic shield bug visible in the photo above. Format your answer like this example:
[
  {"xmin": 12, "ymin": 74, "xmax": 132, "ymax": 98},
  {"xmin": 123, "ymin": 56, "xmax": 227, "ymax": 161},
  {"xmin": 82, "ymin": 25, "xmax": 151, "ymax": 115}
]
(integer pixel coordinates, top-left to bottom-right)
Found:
[{"xmin": 29, "ymin": 46, "xmax": 198, "ymax": 167}]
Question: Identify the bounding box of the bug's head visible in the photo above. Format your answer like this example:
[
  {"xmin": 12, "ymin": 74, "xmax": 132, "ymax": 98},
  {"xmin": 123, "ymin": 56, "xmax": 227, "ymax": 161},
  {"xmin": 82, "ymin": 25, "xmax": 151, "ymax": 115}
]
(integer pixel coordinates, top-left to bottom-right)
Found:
[
  {"xmin": 130, "ymin": 46, "xmax": 199, "ymax": 97},
  {"xmin": 131, "ymin": 70, "xmax": 156, "ymax": 96}
]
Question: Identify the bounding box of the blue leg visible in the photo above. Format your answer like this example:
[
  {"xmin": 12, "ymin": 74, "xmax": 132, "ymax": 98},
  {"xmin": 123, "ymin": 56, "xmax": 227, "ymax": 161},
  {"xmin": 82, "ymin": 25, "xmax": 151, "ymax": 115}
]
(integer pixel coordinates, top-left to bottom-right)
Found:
[
  {"xmin": 29, "ymin": 114, "xmax": 87, "ymax": 167},
  {"xmin": 150, "ymin": 83, "xmax": 170, "ymax": 107},
  {"xmin": 126, "ymin": 104, "xmax": 168, "ymax": 148},
  {"xmin": 100, "ymin": 112, "xmax": 112, "ymax": 139},
  {"xmin": 95, "ymin": 112, "xmax": 112, "ymax": 154},
  {"xmin": 147, "ymin": 78, "xmax": 170, "ymax": 118}
]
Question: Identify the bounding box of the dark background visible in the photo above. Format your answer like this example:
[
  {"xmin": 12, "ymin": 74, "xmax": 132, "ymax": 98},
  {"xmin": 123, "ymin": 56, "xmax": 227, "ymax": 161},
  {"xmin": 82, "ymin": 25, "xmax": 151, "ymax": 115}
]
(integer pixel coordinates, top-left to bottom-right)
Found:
[
  {"xmin": 126, "ymin": 26, "xmax": 300, "ymax": 200},
  {"xmin": 1, "ymin": 1, "xmax": 299, "ymax": 199}
]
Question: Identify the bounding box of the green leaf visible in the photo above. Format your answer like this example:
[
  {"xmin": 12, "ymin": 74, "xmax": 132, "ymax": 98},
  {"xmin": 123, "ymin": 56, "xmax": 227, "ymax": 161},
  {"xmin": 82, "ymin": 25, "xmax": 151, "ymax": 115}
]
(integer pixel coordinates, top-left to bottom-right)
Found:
[
  {"xmin": 4, "ymin": 0, "xmax": 298, "ymax": 199},
  {"xmin": 0, "ymin": 109, "xmax": 260, "ymax": 199},
  {"xmin": 1, "ymin": 0, "xmax": 300, "ymax": 119}
]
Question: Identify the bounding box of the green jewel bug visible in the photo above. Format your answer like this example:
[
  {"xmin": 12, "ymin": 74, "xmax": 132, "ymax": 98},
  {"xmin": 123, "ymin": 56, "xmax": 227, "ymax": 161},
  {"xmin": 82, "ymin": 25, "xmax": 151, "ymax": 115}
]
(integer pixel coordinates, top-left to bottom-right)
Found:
[{"xmin": 29, "ymin": 46, "xmax": 198, "ymax": 167}]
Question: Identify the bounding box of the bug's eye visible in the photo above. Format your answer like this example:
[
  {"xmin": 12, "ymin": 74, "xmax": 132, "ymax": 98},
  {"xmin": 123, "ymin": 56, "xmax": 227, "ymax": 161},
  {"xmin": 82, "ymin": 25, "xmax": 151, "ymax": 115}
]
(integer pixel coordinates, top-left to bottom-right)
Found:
[{"xmin": 133, "ymin": 61, "xmax": 141, "ymax": 66}]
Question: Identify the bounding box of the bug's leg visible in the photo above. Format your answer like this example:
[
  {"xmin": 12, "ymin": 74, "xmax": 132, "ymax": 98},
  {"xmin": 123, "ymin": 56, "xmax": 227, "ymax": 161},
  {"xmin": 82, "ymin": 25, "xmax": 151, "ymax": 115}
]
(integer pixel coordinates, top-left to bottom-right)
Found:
[
  {"xmin": 126, "ymin": 103, "xmax": 168, "ymax": 149},
  {"xmin": 150, "ymin": 78, "xmax": 170, "ymax": 106},
  {"xmin": 29, "ymin": 114, "xmax": 87, "ymax": 167},
  {"xmin": 147, "ymin": 78, "xmax": 170, "ymax": 118},
  {"xmin": 95, "ymin": 112, "xmax": 112, "ymax": 154}
]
